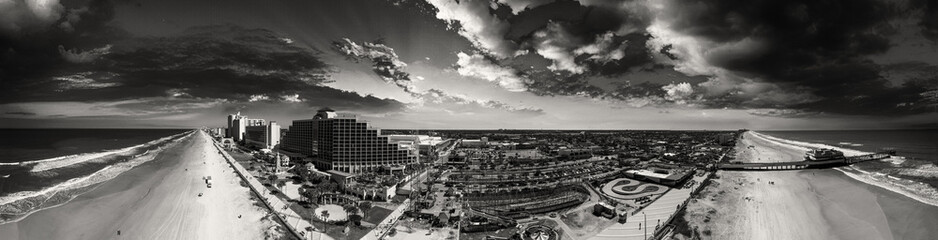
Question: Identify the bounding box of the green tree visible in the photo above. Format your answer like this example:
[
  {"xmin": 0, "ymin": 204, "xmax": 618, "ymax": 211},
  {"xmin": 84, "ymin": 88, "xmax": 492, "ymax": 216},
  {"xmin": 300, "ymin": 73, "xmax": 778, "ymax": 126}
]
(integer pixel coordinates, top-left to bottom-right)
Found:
[
  {"xmin": 302, "ymin": 187, "xmax": 321, "ymax": 204},
  {"xmin": 348, "ymin": 214, "xmax": 363, "ymax": 226},
  {"xmin": 343, "ymin": 204, "xmax": 359, "ymax": 216},
  {"xmin": 276, "ymin": 180, "xmax": 287, "ymax": 195},
  {"xmin": 358, "ymin": 201, "xmax": 372, "ymax": 212},
  {"xmin": 267, "ymin": 174, "xmax": 277, "ymax": 185}
]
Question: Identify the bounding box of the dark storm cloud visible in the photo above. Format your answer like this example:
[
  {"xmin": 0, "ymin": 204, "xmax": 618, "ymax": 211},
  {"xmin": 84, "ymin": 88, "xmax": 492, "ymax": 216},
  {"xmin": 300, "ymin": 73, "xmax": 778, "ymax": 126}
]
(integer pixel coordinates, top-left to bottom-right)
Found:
[
  {"xmin": 653, "ymin": 0, "xmax": 937, "ymax": 115},
  {"xmin": 917, "ymin": 0, "xmax": 938, "ymax": 42},
  {"xmin": 2, "ymin": 24, "xmax": 406, "ymax": 114},
  {"xmin": 422, "ymin": 0, "xmax": 668, "ymax": 105},
  {"xmin": 1, "ymin": 0, "xmax": 121, "ymax": 92},
  {"xmin": 419, "ymin": 0, "xmax": 938, "ymax": 117}
]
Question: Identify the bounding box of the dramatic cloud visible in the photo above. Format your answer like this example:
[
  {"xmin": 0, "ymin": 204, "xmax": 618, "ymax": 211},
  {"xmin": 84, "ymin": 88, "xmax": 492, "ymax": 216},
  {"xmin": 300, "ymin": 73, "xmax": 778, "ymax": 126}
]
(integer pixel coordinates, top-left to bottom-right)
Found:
[
  {"xmin": 411, "ymin": 0, "xmax": 938, "ymax": 117},
  {"xmin": 425, "ymin": 0, "xmax": 519, "ymax": 58},
  {"xmin": 52, "ymin": 71, "xmax": 119, "ymax": 90},
  {"xmin": 574, "ymin": 32, "xmax": 628, "ymax": 64},
  {"xmin": 332, "ymin": 38, "xmax": 545, "ymax": 114},
  {"xmin": 455, "ymin": 52, "xmax": 529, "ymax": 91},
  {"xmin": 662, "ymin": 82, "xmax": 694, "ymax": 104},
  {"xmin": 495, "ymin": 0, "xmax": 554, "ymax": 15},
  {"xmin": 642, "ymin": 0, "xmax": 938, "ymax": 115},
  {"xmin": 531, "ymin": 22, "xmax": 586, "ymax": 73},
  {"xmin": 2, "ymin": 24, "xmax": 407, "ymax": 117},
  {"xmin": 2, "ymin": 0, "xmax": 120, "ymax": 107},
  {"xmin": 918, "ymin": 0, "xmax": 938, "ymax": 42},
  {"xmin": 58, "ymin": 44, "xmax": 111, "ymax": 63},
  {"xmin": 3, "ymin": 0, "xmax": 936, "ymax": 129},
  {"xmin": 416, "ymin": 89, "xmax": 543, "ymax": 115},
  {"xmin": 332, "ymin": 38, "xmax": 417, "ymax": 93},
  {"xmin": 248, "ymin": 94, "xmax": 269, "ymax": 102},
  {"xmin": 0, "ymin": 0, "xmax": 65, "ymax": 36}
]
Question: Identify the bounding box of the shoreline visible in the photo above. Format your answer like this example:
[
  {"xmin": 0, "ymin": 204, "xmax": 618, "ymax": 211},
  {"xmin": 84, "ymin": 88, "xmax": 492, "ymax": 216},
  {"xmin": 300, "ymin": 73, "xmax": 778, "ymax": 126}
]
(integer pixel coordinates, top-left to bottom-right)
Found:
[
  {"xmin": 0, "ymin": 131, "xmax": 190, "ymax": 167},
  {"xmin": 0, "ymin": 132, "xmax": 193, "ymax": 222},
  {"xmin": 0, "ymin": 131, "xmax": 278, "ymax": 239},
  {"xmin": 750, "ymin": 131, "xmax": 938, "ymax": 207},
  {"xmin": 682, "ymin": 131, "xmax": 938, "ymax": 240}
]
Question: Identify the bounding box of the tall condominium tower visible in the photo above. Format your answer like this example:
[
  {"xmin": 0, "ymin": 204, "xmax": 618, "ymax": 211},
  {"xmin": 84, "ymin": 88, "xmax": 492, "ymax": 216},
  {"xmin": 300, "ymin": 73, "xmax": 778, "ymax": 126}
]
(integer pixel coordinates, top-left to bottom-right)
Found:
[
  {"xmin": 280, "ymin": 108, "xmax": 417, "ymax": 173},
  {"xmin": 227, "ymin": 112, "xmax": 266, "ymax": 142},
  {"xmin": 226, "ymin": 112, "xmax": 239, "ymax": 138}
]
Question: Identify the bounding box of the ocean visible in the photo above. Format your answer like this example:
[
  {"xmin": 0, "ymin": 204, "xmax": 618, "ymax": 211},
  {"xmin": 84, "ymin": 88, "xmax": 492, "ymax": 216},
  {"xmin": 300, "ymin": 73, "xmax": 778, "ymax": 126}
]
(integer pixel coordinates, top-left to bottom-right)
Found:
[
  {"xmin": 761, "ymin": 129, "xmax": 937, "ymax": 163},
  {"xmin": 760, "ymin": 129, "xmax": 938, "ymax": 206},
  {"xmin": 0, "ymin": 129, "xmax": 192, "ymax": 223},
  {"xmin": 0, "ymin": 129, "xmax": 189, "ymax": 163}
]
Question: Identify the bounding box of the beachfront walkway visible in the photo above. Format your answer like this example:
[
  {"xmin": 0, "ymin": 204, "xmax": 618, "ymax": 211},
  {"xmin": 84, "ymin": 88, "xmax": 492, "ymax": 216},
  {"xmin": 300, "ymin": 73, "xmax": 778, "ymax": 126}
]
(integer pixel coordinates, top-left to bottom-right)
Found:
[
  {"xmin": 362, "ymin": 199, "xmax": 411, "ymax": 240},
  {"xmin": 591, "ymin": 174, "xmax": 708, "ymax": 240},
  {"xmin": 210, "ymin": 136, "xmax": 333, "ymax": 240}
]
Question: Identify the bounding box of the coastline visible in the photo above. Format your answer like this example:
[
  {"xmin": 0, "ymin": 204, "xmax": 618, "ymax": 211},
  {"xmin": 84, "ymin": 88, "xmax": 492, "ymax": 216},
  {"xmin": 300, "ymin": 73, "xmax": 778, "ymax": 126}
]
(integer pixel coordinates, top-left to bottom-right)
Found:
[
  {"xmin": 0, "ymin": 131, "xmax": 279, "ymax": 239},
  {"xmin": 682, "ymin": 131, "xmax": 938, "ymax": 240},
  {"xmin": 0, "ymin": 132, "xmax": 193, "ymax": 222},
  {"xmin": 749, "ymin": 131, "xmax": 938, "ymax": 207}
]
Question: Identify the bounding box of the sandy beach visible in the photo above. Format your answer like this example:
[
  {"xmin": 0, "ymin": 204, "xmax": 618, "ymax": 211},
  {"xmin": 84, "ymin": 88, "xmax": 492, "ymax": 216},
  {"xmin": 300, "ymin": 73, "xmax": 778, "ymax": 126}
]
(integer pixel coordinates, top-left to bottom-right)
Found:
[
  {"xmin": 0, "ymin": 131, "xmax": 279, "ymax": 240},
  {"xmin": 683, "ymin": 131, "xmax": 938, "ymax": 240}
]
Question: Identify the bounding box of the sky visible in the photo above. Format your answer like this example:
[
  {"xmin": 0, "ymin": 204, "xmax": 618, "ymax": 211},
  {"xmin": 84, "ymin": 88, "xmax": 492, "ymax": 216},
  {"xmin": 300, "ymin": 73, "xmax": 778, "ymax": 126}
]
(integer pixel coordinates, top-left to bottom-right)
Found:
[{"xmin": 1, "ymin": 0, "xmax": 936, "ymax": 130}]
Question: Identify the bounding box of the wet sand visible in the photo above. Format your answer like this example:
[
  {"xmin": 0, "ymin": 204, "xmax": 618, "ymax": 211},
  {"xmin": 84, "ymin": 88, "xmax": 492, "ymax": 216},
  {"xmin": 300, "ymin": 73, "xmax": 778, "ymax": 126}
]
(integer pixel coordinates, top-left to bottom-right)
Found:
[
  {"xmin": 0, "ymin": 131, "xmax": 277, "ymax": 240},
  {"xmin": 685, "ymin": 131, "xmax": 938, "ymax": 240}
]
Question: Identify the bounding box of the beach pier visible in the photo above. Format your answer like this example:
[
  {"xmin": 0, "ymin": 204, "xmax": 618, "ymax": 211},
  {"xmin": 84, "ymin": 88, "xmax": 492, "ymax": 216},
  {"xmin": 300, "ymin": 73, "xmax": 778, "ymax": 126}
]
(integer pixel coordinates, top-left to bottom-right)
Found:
[{"xmin": 717, "ymin": 152, "xmax": 893, "ymax": 171}]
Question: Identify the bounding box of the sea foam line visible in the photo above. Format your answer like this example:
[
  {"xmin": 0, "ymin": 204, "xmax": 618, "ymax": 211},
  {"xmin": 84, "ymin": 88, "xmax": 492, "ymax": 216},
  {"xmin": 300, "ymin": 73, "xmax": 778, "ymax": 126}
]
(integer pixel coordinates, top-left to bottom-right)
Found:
[
  {"xmin": 0, "ymin": 132, "xmax": 188, "ymax": 174},
  {"xmin": 0, "ymin": 131, "xmax": 193, "ymax": 217},
  {"xmin": 749, "ymin": 131, "xmax": 938, "ymax": 207}
]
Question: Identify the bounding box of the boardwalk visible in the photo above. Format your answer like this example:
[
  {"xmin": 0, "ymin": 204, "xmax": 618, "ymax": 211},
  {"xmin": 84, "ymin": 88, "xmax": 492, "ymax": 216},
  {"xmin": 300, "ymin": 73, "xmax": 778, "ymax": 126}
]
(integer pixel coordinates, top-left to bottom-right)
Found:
[
  {"xmin": 361, "ymin": 199, "xmax": 411, "ymax": 240},
  {"xmin": 211, "ymin": 139, "xmax": 333, "ymax": 240}
]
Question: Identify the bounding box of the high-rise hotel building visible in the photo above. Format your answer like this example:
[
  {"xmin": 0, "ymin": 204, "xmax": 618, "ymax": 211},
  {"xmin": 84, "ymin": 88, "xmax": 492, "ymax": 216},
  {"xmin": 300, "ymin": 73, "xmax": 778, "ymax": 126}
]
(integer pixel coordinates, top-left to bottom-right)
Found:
[
  {"xmin": 280, "ymin": 108, "xmax": 417, "ymax": 173},
  {"xmin": 245, "ymin": 121, "xmax": 281, "ymax": 149},
  {"xmin": 226, "ymin": 112, "xmax": 266, "ymax": 142}
]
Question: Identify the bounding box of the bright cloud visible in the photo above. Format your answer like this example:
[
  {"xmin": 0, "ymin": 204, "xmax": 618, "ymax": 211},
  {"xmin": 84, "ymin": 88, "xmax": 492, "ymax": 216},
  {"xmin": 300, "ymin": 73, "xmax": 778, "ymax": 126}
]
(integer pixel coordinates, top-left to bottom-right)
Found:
[
  {"xmin": 425, "ymin": 0, "xmax": 518, "ymax": 58},
  {"xmin": 455, "ymin": 52, "xmax": 528, "ymax": 92}
]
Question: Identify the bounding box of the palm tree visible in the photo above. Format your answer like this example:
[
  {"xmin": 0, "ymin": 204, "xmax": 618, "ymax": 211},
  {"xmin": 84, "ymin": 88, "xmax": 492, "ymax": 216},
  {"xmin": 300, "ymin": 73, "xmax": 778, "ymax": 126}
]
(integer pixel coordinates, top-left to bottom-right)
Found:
[{"xmin": 320, "ymin": 210, "xmax": 330, "ymax": 232}]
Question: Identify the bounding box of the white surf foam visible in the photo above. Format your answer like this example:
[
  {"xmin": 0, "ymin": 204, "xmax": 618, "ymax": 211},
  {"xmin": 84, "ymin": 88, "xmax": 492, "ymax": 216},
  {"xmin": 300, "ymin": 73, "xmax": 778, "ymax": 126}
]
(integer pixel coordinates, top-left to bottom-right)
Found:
[
  {"xmin": 0, "ymin": 131, "xmax": 193, "ymax": 218},
  {"xmin": 749, "ymin": 131, "xmax": 938, "ymax": 207},
  {"xmin": 0, "ymin": 132, "xmax": 188, "ymax": 173}
]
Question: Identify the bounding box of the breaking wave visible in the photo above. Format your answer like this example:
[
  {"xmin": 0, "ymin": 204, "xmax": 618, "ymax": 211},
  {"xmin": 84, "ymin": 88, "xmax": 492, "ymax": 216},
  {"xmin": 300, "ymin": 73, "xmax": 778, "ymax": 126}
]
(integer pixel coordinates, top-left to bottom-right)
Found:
[
  {"xmin": 0, "ymin": 132, "xmax": 189, "ymax": 173},
  {"xmin": 750, "ymin": 131, "xmax": 938, "ymax": 207},
  {"xmin": 0, "ymin": 131, "xmax": 193, "ymax": 223}
]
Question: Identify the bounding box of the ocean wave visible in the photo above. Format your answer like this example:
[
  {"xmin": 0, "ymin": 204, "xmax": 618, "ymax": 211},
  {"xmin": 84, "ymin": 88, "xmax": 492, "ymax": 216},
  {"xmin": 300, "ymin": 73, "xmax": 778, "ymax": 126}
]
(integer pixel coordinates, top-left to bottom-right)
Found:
[
  {"xmin": 748, "ymin": 131, "xmax": 870, "ymax": 156},
  {"xmin": 836, "ymin": 166, "xmax": 938, "ymax": 207},
  {"xmin": 750, "ymin": 131, "xmax": 938, "ymax": 207},
  {"xmin": 0, "ymin": 132, "xmax": 189, "ymax": 173},
  {"xmin": 0, "ymin": 131, "xmax": 193, "ymax": 223}
]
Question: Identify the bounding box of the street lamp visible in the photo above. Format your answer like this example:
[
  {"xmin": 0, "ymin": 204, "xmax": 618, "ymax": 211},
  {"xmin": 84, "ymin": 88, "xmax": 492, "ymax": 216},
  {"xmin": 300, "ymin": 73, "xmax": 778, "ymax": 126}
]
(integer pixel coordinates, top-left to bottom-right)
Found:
[{"xmin": 642, "ymin": 211, "xmax": 647, "ymax": 240}]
